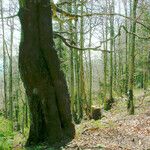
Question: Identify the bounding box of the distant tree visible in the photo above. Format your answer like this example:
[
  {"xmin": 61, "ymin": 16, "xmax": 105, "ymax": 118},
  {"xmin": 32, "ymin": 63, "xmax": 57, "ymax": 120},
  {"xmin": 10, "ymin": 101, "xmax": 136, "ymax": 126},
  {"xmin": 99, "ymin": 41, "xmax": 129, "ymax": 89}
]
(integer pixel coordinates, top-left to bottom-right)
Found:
[
  {"xmin": 128, "ymin": 0, "xmax": 138, "ymax": 115},
  {"xmin": 103, "ymin": 0, "xmax": 108, "ymax": 110},
  {"xmin": 0, "ymin": 0, "xmax": 7, "ymax": 118},
  {"xmin": 104, "ymin": 0, "xmax": 115, "ymax": 110},
  {"xmin": 123, "ymin": 0, "xmax": 129, "ymax": 95}
]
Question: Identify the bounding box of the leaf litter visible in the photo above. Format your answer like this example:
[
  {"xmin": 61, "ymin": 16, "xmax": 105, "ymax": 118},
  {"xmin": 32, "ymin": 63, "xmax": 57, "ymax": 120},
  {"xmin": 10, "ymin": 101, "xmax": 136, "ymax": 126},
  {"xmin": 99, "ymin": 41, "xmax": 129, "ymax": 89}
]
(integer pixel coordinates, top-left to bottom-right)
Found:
[{"xmin": 65, "ymin": 95, "xmax": 150, "ymax": 150}]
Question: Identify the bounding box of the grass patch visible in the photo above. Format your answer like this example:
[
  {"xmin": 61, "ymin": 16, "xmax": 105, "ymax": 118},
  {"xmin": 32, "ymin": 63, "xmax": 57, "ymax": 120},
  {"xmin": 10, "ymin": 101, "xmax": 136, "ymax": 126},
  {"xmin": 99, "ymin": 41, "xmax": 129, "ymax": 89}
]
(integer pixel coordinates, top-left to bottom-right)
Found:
[{"xmin": 0, "ymin": 116, "xmax": 14, "ymax": 149}]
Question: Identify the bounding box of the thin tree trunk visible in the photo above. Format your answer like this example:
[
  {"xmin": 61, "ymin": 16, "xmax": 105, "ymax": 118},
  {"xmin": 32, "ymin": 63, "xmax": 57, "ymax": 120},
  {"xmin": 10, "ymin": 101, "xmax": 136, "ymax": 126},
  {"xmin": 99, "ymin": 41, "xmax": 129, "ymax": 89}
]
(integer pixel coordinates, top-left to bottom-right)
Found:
[
  {"xmin": 105, "ymin": 0, "xmax": 114, "ymax": 110},
  {"xmin": 103, "ymin": 15, "xmax": 108, "ymax": 109},
  {"xmin": 67, "ymin": 0, "xmax": 75, "ymax": 117},
  {"xmin": 87, "ymin": 0, "xmax": 93, "ymax": 117},
  {"xmin": 9, "ymin": 17, "xmax": 14, "ymax": 126},
  {"xmin": 0, "ymin": 0, "xmax": 7, "ymax": 118},
  {"xmin": 123, "ymin": 0, "xmax": 129, "ymax": 95},
  {"xmin": 15, "ymin": 74, "xmax": 20, "ymax": 131},
  {"xmin": 128, "ymin": 0, "xmax": 138, "ymax": 115},
  {"xmin": 73, "ymin": 0, "xmax": 81, "ymax": 123},
  {"xmin": 79, "ymin": 0, "xmax": 86, "ymax": 120}
]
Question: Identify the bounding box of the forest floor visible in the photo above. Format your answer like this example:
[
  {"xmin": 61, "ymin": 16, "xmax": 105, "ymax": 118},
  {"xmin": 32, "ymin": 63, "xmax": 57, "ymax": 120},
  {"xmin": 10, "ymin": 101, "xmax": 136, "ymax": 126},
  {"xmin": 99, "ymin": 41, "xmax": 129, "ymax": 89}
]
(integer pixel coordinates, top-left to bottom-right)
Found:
[
  {"xmin": 0, "ymin": 89, "xmax": 150, "ymax": 150},
  {"xmin": 65, "ymin": 89, "xmax": 150, "ymax": 150}
]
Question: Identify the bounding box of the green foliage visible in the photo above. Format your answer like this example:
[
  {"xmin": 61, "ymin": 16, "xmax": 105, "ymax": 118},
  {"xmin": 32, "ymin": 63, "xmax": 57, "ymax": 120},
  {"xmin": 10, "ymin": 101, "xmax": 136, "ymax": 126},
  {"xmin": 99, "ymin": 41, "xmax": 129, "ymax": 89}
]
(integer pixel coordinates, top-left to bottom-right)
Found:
[
  {"xmin": 19, "ymin": 0, "xmax": 25, "ymax": 8},
  {"xmin": 0, "ymin": 117, "xmax": 14, "ymax": 149}
]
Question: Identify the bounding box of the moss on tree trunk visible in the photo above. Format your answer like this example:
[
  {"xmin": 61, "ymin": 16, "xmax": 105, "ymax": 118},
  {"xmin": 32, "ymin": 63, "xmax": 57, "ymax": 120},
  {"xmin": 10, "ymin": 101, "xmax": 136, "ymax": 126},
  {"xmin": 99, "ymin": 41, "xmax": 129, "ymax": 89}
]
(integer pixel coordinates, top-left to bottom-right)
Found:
[{"xmin": 18, "ymin": 0, "xmax": 75, "ymax": 146}]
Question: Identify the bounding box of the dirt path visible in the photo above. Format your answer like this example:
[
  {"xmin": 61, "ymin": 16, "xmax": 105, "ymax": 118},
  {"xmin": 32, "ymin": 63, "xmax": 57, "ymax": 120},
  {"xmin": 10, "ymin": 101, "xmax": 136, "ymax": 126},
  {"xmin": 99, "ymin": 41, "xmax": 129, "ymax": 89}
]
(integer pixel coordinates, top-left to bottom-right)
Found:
[{"xmin": 65, "ymin": 96, "xmax": 150, "ymax": 150}]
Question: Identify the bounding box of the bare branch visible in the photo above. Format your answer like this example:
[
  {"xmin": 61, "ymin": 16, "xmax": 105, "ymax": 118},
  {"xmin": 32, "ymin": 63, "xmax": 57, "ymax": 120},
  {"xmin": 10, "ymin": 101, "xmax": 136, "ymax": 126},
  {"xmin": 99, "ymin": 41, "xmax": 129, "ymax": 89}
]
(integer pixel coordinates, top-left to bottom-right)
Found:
[
  {"xmin": 53, "ymin": 33, "xmax": 111, "ymax": 53},
  {"xmin": 0, "ymin": 14, "xmax": 18, "ymax": 19},
  {"xmin": 53, "ymin": 3, "xmax": 150, "ymax": 31},
  {"xmin": 121, "ymin": 25, "xmax": 150, "ymax": 40}
]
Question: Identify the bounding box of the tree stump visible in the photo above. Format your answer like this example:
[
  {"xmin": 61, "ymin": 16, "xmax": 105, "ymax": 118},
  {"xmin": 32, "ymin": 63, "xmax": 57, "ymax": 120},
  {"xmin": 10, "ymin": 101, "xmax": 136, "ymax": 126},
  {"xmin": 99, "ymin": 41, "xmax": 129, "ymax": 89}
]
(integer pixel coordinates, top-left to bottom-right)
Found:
[{"xmin": 90, "ymin": 106, "xmax": 101, "ymax": 120}]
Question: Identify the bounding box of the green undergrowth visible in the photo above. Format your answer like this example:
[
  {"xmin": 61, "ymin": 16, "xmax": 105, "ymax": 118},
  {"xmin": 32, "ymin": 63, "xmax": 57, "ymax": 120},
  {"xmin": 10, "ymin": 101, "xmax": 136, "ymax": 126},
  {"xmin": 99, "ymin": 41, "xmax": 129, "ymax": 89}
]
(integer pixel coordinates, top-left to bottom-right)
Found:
[
  {"xmin": 0, "ymin": 116, "xmax": 66, "ymax": 150},
  {"xmin": 0, "ymin": 116, "xmax": 14, "ymax": 149},
  {"xmin": 0, "ymin": 115, "xmax": 28, "ymax": 150}
]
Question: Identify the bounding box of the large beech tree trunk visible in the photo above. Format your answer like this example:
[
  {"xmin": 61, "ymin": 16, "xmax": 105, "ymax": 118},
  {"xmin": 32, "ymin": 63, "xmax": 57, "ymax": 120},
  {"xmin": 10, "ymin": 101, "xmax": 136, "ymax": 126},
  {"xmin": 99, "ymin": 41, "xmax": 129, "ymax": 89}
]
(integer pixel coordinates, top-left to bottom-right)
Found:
[{"xmin": 18, "ymin": 0, "xmax": 75, "ymax": 146}]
